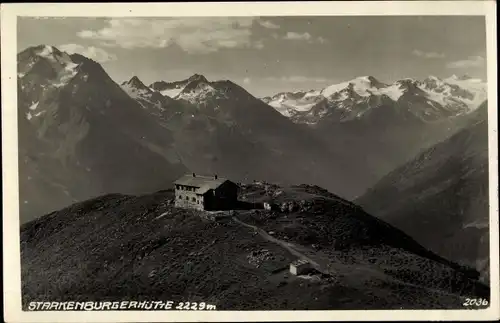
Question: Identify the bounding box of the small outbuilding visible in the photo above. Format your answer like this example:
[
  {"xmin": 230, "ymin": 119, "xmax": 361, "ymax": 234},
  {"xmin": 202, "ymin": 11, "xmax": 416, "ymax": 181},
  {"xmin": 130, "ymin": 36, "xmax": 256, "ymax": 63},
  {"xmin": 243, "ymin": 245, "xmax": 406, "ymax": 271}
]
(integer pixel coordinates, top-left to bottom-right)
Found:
[{"xmin": 289, "ymin": 259, "xmax": 313, "ymax": 276}]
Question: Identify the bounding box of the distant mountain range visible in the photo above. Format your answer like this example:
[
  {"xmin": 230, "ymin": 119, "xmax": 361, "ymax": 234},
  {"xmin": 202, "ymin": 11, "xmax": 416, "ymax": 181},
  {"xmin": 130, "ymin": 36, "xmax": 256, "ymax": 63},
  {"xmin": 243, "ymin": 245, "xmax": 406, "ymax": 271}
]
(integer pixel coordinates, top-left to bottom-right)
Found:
[
  {"xmin": 17, "ymin": 45, "xmax": 489, "ymax": 230},
  {"xmin": 262, "ymin": 75, "xmax": 487, "ymax": 193},
  {"xmin": 262, "ymin": 75, "xmax": 486, "ymax": 125}
]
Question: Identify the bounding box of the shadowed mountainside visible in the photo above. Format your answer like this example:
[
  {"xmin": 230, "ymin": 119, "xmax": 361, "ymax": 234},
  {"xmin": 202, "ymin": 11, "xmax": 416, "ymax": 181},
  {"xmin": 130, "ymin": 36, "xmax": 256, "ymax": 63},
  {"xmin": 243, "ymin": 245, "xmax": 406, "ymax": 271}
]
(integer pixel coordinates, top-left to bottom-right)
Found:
[
  {"xmin": 357, "ymin": 101, "xmax": 490, "ymax": 283},
  {"xmin": 17, "ymin": 45, "xmax": 187, "ymax": 223}
]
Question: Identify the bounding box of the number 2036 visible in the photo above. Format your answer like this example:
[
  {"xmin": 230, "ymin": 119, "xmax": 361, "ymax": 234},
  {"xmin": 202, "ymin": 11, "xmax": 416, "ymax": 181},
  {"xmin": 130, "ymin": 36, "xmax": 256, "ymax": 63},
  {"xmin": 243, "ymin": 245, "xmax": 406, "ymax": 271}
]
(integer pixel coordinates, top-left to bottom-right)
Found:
[{"xmin": 463, "ymin": 298, "xmax": 489, "ymax": 307}]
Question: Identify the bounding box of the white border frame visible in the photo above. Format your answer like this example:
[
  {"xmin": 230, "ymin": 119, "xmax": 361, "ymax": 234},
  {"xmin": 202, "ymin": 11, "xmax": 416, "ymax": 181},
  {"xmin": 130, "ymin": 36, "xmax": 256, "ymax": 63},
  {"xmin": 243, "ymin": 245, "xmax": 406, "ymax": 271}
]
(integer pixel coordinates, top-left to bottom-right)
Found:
[{"xmin": 2, "ymin": 1, "xmax": 498, "ymax": 322}]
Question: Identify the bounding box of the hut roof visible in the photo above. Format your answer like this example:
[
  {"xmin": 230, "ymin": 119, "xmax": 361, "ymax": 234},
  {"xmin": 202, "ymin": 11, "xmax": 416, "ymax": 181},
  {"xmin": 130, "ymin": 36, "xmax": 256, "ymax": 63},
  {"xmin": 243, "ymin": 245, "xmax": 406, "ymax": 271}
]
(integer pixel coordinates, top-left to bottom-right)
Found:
[
  {"xmin": 291, "ymin": 259, "xmax": 310, "ymax": 267},
  {"xmin": 174, "ymin": 173, "xmax": 235, "ymax": 194}
]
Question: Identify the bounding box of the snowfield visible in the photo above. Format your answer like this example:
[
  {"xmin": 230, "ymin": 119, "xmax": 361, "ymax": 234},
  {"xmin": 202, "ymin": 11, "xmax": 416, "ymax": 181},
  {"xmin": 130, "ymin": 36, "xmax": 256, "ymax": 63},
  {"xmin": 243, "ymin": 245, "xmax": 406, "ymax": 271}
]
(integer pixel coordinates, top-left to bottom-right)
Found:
[
  {"xmin": 263, "ymin": 75, "xmax": 487, "ymax": 124},
  {"xmin": 160, "ymin": 87, "xmax": 184, "ymax": 98}
]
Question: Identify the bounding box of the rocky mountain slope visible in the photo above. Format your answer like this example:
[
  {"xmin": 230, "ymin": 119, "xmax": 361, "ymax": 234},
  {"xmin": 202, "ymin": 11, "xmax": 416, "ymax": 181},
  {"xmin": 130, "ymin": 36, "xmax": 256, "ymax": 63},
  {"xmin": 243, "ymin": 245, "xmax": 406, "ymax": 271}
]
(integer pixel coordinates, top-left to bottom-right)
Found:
[
  {"xmin": 123, "ymin": 73, "xmax": 364, "ymax": 199},
  {"xmin": 357, "ymin": 101, "xmax": 490, "ymax": 282},
  {"xmin": 17, "ymin": 45, "xmax": 186, "ymax": 223},
  {"xmin": 120, "ymin": 76, "xmax": 177, "ymax": 114},
  {"xmin": 20, "ymin": 184, "xmax": 489, "ymax": 310}
]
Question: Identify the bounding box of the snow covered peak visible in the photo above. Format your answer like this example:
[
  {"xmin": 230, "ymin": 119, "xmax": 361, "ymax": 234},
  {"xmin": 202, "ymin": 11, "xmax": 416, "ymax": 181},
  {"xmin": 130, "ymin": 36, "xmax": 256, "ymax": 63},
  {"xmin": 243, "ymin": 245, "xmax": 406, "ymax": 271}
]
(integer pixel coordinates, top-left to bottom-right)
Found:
[
  {"xmin": 263, "ymin": 89, "xmax": 325, "ymax": 118},
  {"xmin": 425, "ymin": 75, "xmax": 441, "ymax": 82},
  {"xmin": 31, "ymin": 45, "xmax": 73, "ymax": 66},
  {"xmin": 17, "ymin": 45, "xmax": 81, "ymax": 89},
  {"xmin": 149, "ymin": 74, "xmax": 209, "ymax": 99},
  {"xmin": 443, "ymin": 73, "xmax": 483, "ymax": 83},
  {"xmin": 128, "ymin": 75, "xmax": 142, "ymax": 84},
  {"xmin": 444, "ymin": 74, "xmax": 484, "ymax": 84},
  {"xmin": 120, "ymin": 76, "xmax": 155, "ymax": 102},
  {"xmin": 37, "ymin": 45, "xmax": 55, "ymax": 56},
  {"xmin": 355, "ymin": 75, "xmax": 385, "ymax": 86},
  {"xmin": 394, "ymin": 79, "xmax": 422, "ymax": 93},
  {"xmin": 187, "ymin": 74, "xmax": 208, "ymax": 83},
  {"xmin": 122, "ymin": 76, "xmax": 149, "ymax": 91},
  {"xmin": 120, "ymin": 75, "xmax": 176, "ymax": 113},
  {"xmin": 264, "ymin": 74, "xmax": 488, "ymax": 124},
  {"xmin": 149, "ymin": 75, "xmax": 253, "ymax": 106},
  {"xmin": 176, "ymin": 80, "xmax": 225, "ymax": 104},
  {"xmin": 457, "ymin": 74, "xmax": 473, "ymax": 81},
  {"xmin": 320, "ymin": 75, "xmax": 387, "ymax": 99},
  {"xmin": 396, "ymin": 78, "xmax": 418, "ymax": 85}
]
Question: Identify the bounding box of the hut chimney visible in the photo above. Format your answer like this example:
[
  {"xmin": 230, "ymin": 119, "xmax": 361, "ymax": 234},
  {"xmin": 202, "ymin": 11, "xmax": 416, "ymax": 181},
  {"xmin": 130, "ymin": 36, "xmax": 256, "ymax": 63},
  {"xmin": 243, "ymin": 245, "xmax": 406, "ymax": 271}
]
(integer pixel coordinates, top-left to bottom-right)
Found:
[{"xmin": 192, "ymin": 173, "xmax": 196, "ymax": 177}]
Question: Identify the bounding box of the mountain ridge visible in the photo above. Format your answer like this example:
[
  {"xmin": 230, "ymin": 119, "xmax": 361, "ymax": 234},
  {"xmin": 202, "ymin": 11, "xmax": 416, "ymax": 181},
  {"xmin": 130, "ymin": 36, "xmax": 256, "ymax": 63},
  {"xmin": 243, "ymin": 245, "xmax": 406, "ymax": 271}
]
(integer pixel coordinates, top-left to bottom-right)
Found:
[{"xmin": 20, "ymin": 183, "xmax": 488, "ymax": 310}]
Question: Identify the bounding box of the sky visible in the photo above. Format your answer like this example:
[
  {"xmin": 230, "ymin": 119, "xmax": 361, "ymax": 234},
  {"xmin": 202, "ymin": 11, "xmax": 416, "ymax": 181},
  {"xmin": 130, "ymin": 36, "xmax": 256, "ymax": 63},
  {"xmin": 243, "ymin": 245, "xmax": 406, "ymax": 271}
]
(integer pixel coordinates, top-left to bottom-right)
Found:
[{"xmin": 17, "ymin": 16, "xmax": 487, "ymax": 97}]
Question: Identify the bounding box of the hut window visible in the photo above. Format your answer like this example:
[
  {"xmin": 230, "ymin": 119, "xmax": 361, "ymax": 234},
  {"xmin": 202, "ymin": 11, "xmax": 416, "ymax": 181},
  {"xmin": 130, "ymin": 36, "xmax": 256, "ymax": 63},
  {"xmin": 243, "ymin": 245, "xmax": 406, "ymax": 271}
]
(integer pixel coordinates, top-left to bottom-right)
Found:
[{"xmin": 192, "ymin": 197, "xmax": 196, "ymax": 202}]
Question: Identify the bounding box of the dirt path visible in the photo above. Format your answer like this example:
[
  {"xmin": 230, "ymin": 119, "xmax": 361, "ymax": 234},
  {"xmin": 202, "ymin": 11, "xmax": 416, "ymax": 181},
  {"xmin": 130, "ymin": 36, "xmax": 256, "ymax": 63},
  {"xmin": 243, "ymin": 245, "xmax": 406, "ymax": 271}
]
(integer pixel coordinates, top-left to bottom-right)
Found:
[
  {"xmin": 233, "ymin": 216, "xmax": 336, "ymax": 274},
  {"xmin": 231, "ymin": 216, "xmax": 466, "ymax": 300}
]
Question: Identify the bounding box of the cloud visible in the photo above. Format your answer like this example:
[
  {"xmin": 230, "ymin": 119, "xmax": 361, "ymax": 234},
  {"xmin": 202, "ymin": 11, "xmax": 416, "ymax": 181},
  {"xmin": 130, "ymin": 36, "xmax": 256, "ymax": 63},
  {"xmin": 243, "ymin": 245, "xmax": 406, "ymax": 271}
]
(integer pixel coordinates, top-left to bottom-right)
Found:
[
  {"xmin": 253, "ymin": 40, "xmax": 265, "ymax": 50},
  {"xmin": 447, "ymin": 55, "xmax": 485, "ymax": 68},
  {"xmin": 412, "ymin": 49, "xmax": 445, "ymax": 59},
  {"xmin": 283, "ymin": 32, "xmax": 327, "ymax": 44},
  {"xmin": 243, "ymin": 77, "xmax": 251, "ymax": 84},
  {"xmin": 316, "ymin": 36, "xmax": 328, "ymax": 44},
  {"xmin": 284, "ymin": 32, "xmax": 312, "ymax": 41},
  {"xmin": 77, "ymin": 18, "xmax": 264, "ymax": 54},
  {"xmin": 58, "ymin": 43, "xmax": 117, "ymax": 63},
  {"xmin": 258, "ymin": 19, "xmax": 280, "ymax": 29},
  {"xmin": 266, "ymin": 76, "xmax": 330, "ymax": 83},
  {"xmin": 31, "ymin": 17, "xmax": 68, "ymax": 20}
]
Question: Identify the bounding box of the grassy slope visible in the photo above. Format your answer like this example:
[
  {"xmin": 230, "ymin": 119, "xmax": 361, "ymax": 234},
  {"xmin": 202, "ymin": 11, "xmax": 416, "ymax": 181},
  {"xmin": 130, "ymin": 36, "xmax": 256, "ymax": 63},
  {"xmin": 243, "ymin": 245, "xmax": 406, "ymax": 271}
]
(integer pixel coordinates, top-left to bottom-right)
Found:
[{"xmin": 21, "ymin": 186, "xmax": 489, "ymax": 310}]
